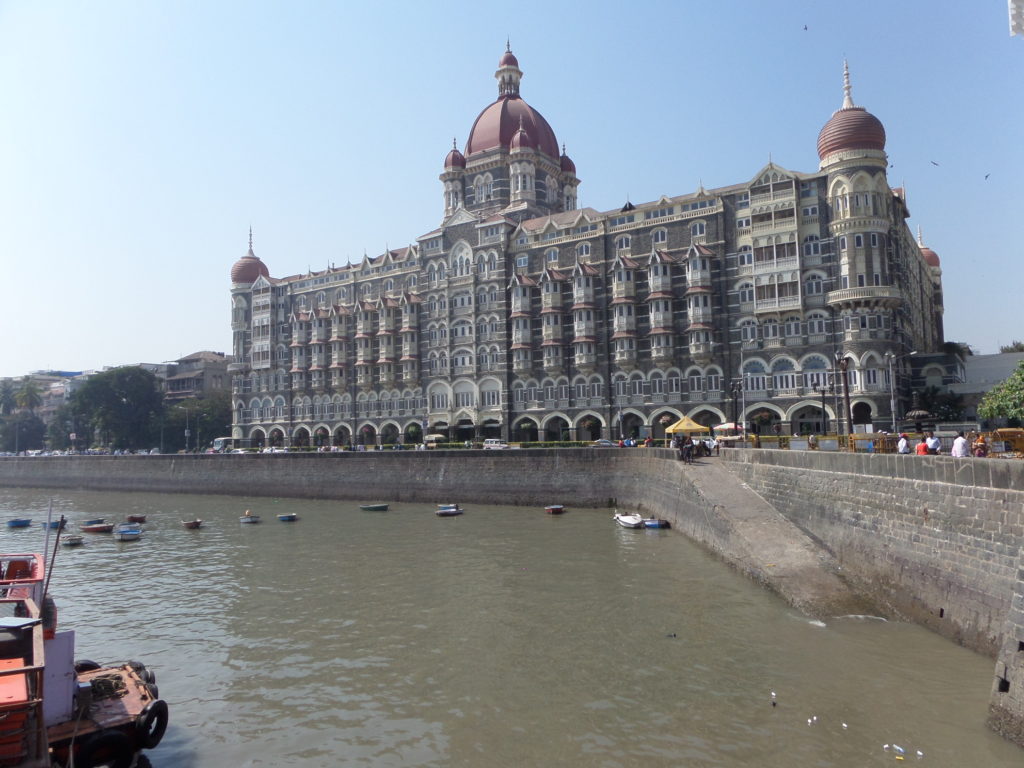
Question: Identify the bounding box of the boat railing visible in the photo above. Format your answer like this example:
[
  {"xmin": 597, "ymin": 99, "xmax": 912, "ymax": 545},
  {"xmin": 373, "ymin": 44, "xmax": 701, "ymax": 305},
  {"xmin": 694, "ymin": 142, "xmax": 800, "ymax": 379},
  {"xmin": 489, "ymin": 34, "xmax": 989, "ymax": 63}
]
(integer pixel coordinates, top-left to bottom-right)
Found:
[
  {"xmin": 0, "ymin": 593, "xmax": 49, "ymax": 765},
  {"xmin": 0, "ymin": 555, "xmax": 44, "ymax": 605}
]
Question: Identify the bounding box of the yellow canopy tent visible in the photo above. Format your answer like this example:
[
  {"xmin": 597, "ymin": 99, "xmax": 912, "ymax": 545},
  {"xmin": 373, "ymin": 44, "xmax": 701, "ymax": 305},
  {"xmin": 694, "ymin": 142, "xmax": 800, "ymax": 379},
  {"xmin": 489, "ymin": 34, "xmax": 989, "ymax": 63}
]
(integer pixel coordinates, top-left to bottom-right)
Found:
[{"xmin": 664, "ymin": 416, "xmax": 711, "ymax": 434}]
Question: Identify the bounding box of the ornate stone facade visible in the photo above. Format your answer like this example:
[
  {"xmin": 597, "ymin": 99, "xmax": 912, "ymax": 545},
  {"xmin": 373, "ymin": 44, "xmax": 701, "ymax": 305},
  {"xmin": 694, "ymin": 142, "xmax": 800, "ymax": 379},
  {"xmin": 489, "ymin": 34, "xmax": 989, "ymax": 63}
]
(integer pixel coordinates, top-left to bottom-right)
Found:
[{"xmin": 229, "ymin": 52, "xmax": 944, "ymax": 448}]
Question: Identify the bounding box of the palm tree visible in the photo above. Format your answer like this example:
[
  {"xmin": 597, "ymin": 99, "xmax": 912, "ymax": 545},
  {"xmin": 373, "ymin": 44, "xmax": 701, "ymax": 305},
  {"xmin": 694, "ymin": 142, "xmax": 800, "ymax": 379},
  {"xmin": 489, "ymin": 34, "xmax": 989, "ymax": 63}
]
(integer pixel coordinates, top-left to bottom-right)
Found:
[
  {"xmin": 15, "ymin": 379, "xmax": 42, "ymax": 413},
  {"xmin": 0, "ymin": 380, "xmax": 15, "ymax": 416}
]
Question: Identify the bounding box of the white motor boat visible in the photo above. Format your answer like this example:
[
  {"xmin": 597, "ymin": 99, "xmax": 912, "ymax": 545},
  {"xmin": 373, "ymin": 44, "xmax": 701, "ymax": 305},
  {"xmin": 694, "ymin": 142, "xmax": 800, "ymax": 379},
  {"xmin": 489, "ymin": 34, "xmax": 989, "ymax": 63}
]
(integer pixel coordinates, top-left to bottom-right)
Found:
[{"xmin": 613, "ymin": 512, "xmax": 645, "ymax": 529}]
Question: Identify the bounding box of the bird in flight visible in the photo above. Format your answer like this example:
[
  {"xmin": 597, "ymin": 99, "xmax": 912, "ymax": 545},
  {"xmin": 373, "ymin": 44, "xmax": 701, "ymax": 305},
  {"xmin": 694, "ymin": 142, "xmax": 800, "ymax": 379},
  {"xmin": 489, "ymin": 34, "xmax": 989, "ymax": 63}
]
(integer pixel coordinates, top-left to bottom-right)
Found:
[
  {"xmin": 930, "ymin": 161, "xmax": 940, "ymax": 166},
  {"xmin": 985, "ymin": 173, "xmax": 990, "ymax": 180}
]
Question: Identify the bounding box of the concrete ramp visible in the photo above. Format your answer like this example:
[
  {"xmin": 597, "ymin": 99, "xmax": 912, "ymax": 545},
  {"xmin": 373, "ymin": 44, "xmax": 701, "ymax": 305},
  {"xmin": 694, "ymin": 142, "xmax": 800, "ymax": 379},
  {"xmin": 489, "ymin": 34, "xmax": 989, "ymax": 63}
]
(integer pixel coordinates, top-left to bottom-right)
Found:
[{"xmin": 671, "ymin": 460, "xmax": 870, "ymax": 619}]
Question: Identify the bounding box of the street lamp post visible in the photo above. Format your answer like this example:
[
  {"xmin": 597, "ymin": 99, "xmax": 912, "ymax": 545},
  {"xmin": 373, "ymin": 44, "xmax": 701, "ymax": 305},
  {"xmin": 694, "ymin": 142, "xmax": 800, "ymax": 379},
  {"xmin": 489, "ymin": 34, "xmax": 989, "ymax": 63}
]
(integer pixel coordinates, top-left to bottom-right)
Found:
[
  {"xmin": 835, "ymin": 353, "xmax": 853, "ymax": 440},
  {"xmin": 885, "ymin": 350, "xmax": 917, "ymax": 433},
  {"xmin": 815, "ymin": 384, "xmax": 831, "ymax": 434}
]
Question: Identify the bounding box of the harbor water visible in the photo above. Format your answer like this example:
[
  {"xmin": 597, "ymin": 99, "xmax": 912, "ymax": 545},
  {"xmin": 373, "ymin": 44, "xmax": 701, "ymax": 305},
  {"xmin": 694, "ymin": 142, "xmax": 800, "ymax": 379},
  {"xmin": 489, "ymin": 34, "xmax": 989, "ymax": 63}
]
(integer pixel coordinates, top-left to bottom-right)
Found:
[{"xmin": 0, "ymin": 488, "xmax": 1020, "ymax": 767}]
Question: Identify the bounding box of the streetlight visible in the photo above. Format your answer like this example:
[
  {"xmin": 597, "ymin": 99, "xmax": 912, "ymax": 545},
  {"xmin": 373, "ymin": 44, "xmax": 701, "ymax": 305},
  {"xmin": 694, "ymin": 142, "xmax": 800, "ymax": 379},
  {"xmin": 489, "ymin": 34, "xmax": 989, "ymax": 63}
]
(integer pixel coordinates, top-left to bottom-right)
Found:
[
  {"xmin": 885, "ymin": 350, "xmax": 917, "ymax": 433},
  {"xmin": 815, "ymin": 383, "xmax": 833, "ymax": 434},
  {"xmin": 834, "ymin": 351, "xmax": 852, "ymax": 438}
]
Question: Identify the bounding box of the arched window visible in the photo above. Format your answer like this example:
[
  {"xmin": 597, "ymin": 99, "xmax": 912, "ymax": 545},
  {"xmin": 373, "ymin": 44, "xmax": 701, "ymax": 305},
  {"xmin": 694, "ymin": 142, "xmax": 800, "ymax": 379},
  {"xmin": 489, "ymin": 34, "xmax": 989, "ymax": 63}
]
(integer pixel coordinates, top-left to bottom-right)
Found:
[
  {"xmin": 805, "ymin": 274, "xmax": 824, "ymax": 295},
  {"xmin": 691, "ymin": 221, "xmax": 706, "ymax": 237},
  {"xmin": 738, "ymin": 283, "xmax": 754, "ymax": 303},
  {"xmin": 615, "ymin": 235, "xmax": 631, "ymax": 252},
  {"xmin": 740, "ymin": 319, "xmax": 758, "ymax": 341},
  {"xmin": 546, "ymin": 248, "xmax": 559, "ymax": 263},
  {"xmin": 803, "ymin": 235, "xmax": 820, "ymax": 256},
  {"xmin": 577, "ymin": 242, "xmax": 591, "ymax": 258},
  {"xmin": 652, "ymin": 228, "xmax": 667, "ymax": 245},
  {"xmin": 737, "ymin": 246, "xmax": 753, "ymax": 266}
]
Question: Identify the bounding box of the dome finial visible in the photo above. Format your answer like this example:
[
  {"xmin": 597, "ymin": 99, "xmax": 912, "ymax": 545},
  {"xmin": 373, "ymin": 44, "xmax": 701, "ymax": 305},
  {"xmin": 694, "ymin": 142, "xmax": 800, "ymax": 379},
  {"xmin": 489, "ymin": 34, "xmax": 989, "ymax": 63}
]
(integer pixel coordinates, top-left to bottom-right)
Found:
[
  {"xmin": 842, "ymin": 60, "xmax": 854, "ymax": 108},
  {"xmin": 917, "ymin": 226, "xmax": 923, "ymax": 246},
  {"xmin": 248, "ymin": 225, "xmax": 253, "ymax": 251},
  {"xmin": 506, "ymin": 37, "xmax": 511, "ymax": 53},
  {"xmin": 452, "ymin": 137, "xmax": 457, "ymax": 150}
]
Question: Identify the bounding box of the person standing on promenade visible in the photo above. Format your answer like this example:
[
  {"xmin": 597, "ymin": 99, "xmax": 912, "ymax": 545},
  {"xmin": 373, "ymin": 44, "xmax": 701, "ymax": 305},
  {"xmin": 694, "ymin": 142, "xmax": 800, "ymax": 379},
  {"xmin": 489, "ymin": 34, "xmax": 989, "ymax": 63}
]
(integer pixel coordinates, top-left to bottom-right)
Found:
[
  {"xmin": 915, "ymin": 437, "xmax": 929, "ymax": 456},
  {"xmin": 897, "ymin": 433, "xmax": 910, "ymax": 454},
  {"xmin": 926, "ymin": 431, "xmax": 941, "ymax": 455},
  {"xmin": 951, "ymin": 431, "xmax": 969, "ymax": 457}
]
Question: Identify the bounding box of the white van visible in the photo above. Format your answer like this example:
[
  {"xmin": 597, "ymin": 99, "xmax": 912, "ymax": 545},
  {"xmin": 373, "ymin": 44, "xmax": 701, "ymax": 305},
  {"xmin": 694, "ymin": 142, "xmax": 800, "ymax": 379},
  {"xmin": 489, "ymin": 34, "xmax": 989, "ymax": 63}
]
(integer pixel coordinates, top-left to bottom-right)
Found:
[{"xmin": 482, "ymin": 439, "xmax": 509, "ymax": 450}]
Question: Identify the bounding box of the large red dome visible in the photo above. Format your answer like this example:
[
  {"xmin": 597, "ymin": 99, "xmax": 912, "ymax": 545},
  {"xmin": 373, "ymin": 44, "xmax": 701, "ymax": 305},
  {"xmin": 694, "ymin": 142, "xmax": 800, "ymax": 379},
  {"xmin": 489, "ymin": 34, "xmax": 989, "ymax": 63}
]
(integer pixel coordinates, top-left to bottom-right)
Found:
[
  {"xmin": 231, "ymin": 247, "xmax": 269, "ymax": 284},
  {"xmin": 920, "ymin": 246, "xmax": 940, "ymax": 267},
  {"xmin": 466, "ymin": 96, "xmax": 559, "ymax": 158}
]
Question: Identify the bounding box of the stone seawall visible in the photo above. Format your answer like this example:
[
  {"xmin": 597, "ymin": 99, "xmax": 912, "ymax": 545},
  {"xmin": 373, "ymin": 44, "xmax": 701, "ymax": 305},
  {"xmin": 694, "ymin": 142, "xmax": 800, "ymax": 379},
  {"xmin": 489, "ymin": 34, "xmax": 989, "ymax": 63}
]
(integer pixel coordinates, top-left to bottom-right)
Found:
[{"xmin": 718, "ymin": 448, "xmax": 1024, "ymax": 747}]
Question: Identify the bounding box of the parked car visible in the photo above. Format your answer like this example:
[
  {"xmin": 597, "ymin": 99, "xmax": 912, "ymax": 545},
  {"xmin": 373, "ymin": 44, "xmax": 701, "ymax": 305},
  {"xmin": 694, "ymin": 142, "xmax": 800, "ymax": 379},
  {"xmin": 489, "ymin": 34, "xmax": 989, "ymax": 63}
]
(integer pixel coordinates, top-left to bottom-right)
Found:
[
  {"xmin": 591, "ymin": 439, "xmax": 617, "ymax": 447},
  {"xmin": 482, "ymin": 439, "xmax": 510, "ymax": 450}
]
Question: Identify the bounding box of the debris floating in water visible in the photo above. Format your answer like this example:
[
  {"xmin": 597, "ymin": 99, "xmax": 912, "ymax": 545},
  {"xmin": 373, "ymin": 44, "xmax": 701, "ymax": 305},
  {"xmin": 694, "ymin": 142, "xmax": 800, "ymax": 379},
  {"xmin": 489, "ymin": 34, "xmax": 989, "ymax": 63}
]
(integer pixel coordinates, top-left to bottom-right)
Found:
[
  {"xmin": 770, "ymin": 690, "xmax": 776, "ymax": 708},
  {"xmin": 841, "ymin": 722, "xmax": 848, "ymax": 729}
]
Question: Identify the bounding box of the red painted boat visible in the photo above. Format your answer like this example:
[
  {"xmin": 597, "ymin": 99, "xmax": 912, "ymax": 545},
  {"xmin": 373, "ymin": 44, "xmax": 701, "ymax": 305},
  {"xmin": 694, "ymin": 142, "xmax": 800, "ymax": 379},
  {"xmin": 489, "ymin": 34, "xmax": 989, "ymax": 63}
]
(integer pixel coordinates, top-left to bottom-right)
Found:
[
  {"xmin": 0, "ymin": 545, "xmax": 167, "ymax": 767},
  {"xmin": 80, "ymin": 523, "xmax": 114, "ymax": 533},
  {"xmin": 545, "ymin": 505, "xmax": 566, "ymax": 514}
]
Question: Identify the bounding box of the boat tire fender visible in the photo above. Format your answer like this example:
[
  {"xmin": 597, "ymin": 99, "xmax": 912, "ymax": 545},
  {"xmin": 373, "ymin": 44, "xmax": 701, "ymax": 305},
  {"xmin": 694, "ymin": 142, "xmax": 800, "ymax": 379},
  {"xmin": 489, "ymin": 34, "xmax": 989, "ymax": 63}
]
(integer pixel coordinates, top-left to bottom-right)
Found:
[
  {"xmin": 137, "ymin": 699, "xmax": 169, "ymax": 749},
  {"xmin": 77, "ymin": 729, "xmax": 134, "ymax": 768},
  {"xmin": 146, "ymin": 682, "xmax": 160, "ymax": 700},
  {"xmin": 74, "ymin": 659, "xmax": 101, "ymax": 673}
]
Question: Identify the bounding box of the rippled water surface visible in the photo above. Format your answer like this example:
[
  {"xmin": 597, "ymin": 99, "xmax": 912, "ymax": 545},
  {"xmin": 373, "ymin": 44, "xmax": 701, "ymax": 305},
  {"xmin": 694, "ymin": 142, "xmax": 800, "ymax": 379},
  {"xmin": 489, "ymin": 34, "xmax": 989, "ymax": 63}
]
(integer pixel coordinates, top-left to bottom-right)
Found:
[{"xmin": 0, "ymin": 488, "xmax": 1019, "ymax": 767}]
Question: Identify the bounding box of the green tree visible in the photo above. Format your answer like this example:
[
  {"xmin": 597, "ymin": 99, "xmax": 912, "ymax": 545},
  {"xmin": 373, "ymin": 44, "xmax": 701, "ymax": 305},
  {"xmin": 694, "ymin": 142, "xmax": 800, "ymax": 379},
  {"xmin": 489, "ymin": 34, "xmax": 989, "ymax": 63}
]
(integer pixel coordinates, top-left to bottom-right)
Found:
[
  {"xmin": 0, "ymin": 380, "xmax": 15, "ymax": 416},
  {"xmin": 70, "ymin": 367, "xmax": 164, "ymax": 449},
  {"xmin": 917, "ymin": 386, "xmax": 965, "ymax": 422},
  {"xmin": 14, "ymin": 379, "xmax": 42, "ymax": 412},
  {"xmin": 977, "ymin": 361, "xmax": 1024, "ymax": 423},
  {"xmin": 0, "ymin": 411, "xmax": 46, "ymax": 453},
  {"xmin": 999, "ymin": 340, "xmax": 1024, "ymax": 353},
  {"xmin": 162, "ymin": 391, "xmax": 232, "ymax": 453}
]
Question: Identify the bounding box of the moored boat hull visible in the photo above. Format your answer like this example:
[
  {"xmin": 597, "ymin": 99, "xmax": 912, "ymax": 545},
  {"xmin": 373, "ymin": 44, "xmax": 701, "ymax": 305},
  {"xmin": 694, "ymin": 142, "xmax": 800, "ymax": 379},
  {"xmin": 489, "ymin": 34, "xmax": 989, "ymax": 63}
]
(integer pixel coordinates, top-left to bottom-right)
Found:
[
  {"xmin": 6, "ymin": 519, "xmax": 32, "ymax": 528},
  {"xmin": 277, "ymin": 513, "xmax": 299, "ymax": 522},
  {"xmin": 80, "ymin": 524, "xmax": 114, "ymax": 533},
  {"xmin": 359, "ymin": 504, "xmax": 389, "ymax": 512},
  {"xmin": 545, "ymin": 505, "xmax": 566, "ymax": 514},
  {"xmin": 613, "ymin": 513, "xmax": 645, "ymax": 529},
  {"xmin": 181, "ymin": 519, "xmax": 203, "ymax": 530}
]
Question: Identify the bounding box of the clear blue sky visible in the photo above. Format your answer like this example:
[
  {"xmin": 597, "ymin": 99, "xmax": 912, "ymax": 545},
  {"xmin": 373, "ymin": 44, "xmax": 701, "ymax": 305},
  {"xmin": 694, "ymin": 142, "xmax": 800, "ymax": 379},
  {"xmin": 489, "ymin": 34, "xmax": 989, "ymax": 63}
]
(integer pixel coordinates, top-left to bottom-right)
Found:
[{"xmin": 1, "ymin": 1, "xmax": 1020, "ymax": 379}]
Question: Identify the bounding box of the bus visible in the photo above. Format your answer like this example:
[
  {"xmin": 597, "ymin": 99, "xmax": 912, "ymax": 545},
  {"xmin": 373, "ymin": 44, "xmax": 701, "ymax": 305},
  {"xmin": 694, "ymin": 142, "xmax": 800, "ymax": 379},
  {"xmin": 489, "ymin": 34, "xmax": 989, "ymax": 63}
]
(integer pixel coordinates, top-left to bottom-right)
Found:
[{"xmin": 210, "ymin": 437, "xmax": 234, "ymax": 453}]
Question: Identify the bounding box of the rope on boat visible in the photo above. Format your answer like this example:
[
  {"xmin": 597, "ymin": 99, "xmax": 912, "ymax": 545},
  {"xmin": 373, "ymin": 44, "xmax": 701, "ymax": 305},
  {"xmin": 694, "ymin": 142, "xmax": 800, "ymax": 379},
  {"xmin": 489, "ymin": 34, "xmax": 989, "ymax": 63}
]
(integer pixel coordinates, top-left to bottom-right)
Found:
[{"xmin": 90, "ymin": 674, "xmax": 128, "ymax": 700}]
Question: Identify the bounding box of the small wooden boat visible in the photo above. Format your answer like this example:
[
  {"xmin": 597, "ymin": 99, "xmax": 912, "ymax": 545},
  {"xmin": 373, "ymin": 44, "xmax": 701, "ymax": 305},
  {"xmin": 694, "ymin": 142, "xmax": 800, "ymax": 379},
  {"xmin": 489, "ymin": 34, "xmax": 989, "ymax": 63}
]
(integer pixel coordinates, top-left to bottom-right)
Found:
[
  {"xmin": 435, "ymin": 504, "xmax": 463, "ymax": 517},
  {"xmin": 276, "ymin": 513, "xmax": 299, "ymax": 522},
  {"xmin": 80, "ymin": 523, "xmax": 114, "ymax": 533},
  {"xmin": 42, "ymin": 519, "xmax": 67, "ymax": 530},
  {"xmin": 239, "ymin": 514, "xmax": 261, "ymax": 524},
  {"xmin": 545, "ymin": 505, "xmax": 566, "ymax": 515},
  {"xmin": 181, "ymin": 519, "xmax": 203, "ymax": 530},
  {"xmin": 643, "ymin": 517, "xmax": 671, "ymax": 529},
  {"xmin": 62, "ymin": 534, "xmax": 85, "ymax": 547},
  {"xmin": 359, "ymin": 503, "xmax": 389, "ymax": 512},
  {"xmin": 113, "ymin": 523, "xmax": 142, "ymax": 541},
  {"xmin": 6, "ymin": 519, "xmax": 32, "ymax": 528},
  {"xmin": 612, "ymin": 512, "xmax": 645, "ymax": 529},
  {"xmin": 126, "ymin": 514, "xmax": 147, "ymax": 524}
]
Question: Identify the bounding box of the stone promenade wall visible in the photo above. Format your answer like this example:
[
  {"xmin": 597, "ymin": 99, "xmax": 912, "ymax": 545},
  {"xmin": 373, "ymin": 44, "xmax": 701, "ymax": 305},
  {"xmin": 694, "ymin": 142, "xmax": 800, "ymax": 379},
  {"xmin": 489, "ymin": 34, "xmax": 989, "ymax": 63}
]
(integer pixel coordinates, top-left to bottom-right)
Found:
[{"xmin": 718, "ymin": 448, "xmax": 1024, "ymax": 747}]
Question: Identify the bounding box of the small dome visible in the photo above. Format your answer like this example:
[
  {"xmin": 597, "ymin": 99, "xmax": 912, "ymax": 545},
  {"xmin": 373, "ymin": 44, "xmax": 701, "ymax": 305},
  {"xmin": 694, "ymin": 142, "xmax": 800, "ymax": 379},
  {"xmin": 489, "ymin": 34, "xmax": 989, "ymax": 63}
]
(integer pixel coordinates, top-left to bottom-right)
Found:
[
  {"xmin": 817, "ymin": 106, "xmax": 886, "ymax": 161},
  {"xmin": 499, "ymin": 49, "xmax": 519, "ymax": 68},
  {"xmin": 231, "ymin": 246, "xmax": 269, "ymax": 284},
  {"xmin": 444, "ymin": 145, "xmax": 466, "ymax": 169},
  {"xmin": 816, "ymin": 61, "xmax": 886, "ymax": 161},
  {"xmin": 560, "ymin": 147, "xmax": 576, "ymax": 174},
  {"xmin": 920, "ymin": 246, "xmax": 940, "ymax": 268},
  {"xmin": 510, "ymin": 123, "xmax": 531, "ymax": 151}
]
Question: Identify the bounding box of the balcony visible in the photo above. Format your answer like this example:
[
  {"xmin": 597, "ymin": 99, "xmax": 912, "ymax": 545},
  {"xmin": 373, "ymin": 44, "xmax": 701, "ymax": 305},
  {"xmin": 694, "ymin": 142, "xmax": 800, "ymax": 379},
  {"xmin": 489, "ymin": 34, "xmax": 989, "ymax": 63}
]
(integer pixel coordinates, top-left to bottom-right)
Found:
[
  {"xmin": 826, "ymin": 286, "xmax": 902, "ymax": 308},
  {"xmin": 512, "ymin": 329, "xmax": 531, "ymax": 345},
  {"xmin": 754, "ymin": 296, "xmax": 801, "ymax": 313},
  {"xmin": 650, "ymin": 311, "xmax": 673, "ymax": 328},
  {"xmin": 752, "ymin": 255, "xmax": 799, "ymax": 275},
  {"xmin": 542, "ymin": 327, "xmax": 563, "ymax": 343},
  {"xmin": 541, "ymin": 293, "xmax": 564, "ymax": 310},
  {"xmin": 648, "ymin": 275, "xmax": 672, "ymax": 293},
  {"xmin": 573, "ymin": 321, "xmax": 596, "ymax": 338},
  {"xmin": 611, "ymin": 282, "xmax": 636, "ymax": 300}
]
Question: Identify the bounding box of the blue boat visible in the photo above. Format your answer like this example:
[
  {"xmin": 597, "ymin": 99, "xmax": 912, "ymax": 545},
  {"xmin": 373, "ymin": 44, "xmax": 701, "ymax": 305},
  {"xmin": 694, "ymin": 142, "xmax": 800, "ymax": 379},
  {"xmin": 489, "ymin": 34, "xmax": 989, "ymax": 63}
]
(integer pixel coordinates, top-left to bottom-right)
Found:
[
  {"xmin": 6, "ymin": 519, "xmax": 32, "ymax": 529},
  {"xmin": 42, "ymin": 519, "xmax": 67, "ymax": 529},
  {"xmin": 643, "ymin": 517, "xmax": 671, "ymax": 529},
  {"xmin": 82, "ymin": 518, "xmax": 105, "ymax": 526},
  {"xmin": 435, "ymin": 504, "xmax": 463, "ymax": 517},
  {"xmin": 276, "ymin": 513, "xmax": 299, "ymax": 522}
]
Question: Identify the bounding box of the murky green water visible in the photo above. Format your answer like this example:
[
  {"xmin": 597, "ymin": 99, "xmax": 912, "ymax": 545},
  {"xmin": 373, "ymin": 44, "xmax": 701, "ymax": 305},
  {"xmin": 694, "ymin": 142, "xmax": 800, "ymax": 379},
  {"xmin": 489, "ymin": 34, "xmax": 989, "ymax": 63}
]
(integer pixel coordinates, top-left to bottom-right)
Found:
[{"xmin": 0, "ymin": 488, "xmax": 1019, "ymax": 767}]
